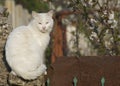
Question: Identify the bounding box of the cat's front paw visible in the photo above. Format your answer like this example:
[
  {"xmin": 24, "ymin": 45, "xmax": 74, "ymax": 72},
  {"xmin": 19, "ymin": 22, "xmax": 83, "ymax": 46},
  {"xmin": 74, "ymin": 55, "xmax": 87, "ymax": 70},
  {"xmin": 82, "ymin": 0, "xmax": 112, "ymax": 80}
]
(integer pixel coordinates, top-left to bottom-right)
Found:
[
  {"xmin": 11, "ymin": 71, "xmax": 17, "ymax": 76},
  {"xmin": 44, "ymin": 71, "xmax": 47, "ymax": 75},
  {"xmin": 41, "ymin": 64, "xmax": 47, "ymax": 74},
  {"xmin": 41, "ymin": 64, "xmax": 47, "ymax": 70}
]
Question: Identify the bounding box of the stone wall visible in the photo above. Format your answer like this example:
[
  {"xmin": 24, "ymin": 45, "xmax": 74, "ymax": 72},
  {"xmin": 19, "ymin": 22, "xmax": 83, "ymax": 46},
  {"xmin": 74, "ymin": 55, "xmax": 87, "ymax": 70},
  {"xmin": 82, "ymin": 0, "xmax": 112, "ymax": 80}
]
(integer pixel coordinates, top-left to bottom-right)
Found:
[{"xmin": 0, "ymin": 7, "xmax": 12, "ymax": 85}]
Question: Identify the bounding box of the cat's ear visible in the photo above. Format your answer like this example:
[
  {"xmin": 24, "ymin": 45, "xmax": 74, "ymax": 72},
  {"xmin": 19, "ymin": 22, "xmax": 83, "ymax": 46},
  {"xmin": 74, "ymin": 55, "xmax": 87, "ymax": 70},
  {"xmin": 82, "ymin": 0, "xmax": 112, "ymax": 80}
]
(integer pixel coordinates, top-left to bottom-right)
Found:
[
  {"xmin": 32, "ymin": 11, "xmax": 39, "ymax": 18},
  {"xmin": 48, "ymin": 10, "xmax": 54, "ymax": 17}
]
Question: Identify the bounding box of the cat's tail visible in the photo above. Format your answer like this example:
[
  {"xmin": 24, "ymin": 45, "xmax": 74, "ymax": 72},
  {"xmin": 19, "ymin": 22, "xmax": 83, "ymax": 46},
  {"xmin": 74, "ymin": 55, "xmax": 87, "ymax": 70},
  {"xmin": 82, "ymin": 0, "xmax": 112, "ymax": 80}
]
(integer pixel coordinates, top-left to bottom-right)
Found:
[{"xmin": 17, "ymin": 64, "xmax": 47, "ymax": 80}]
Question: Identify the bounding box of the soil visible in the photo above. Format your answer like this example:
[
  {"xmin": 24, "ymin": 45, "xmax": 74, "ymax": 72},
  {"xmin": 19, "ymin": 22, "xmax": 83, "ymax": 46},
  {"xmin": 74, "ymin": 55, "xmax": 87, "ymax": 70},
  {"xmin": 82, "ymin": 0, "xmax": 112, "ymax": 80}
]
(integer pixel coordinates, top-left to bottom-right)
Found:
[{"xmin": 47, "ymin": 56, "xmax": 120, "ymax": 86}]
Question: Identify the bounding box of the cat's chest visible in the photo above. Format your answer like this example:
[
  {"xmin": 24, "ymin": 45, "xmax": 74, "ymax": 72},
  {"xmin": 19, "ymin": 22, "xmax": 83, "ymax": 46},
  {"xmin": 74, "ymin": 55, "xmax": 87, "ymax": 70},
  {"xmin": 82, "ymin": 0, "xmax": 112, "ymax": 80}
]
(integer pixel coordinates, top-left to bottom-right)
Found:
[{"xmin": 31, "ymin": 34, "xmax": 49, "ymax": 48}]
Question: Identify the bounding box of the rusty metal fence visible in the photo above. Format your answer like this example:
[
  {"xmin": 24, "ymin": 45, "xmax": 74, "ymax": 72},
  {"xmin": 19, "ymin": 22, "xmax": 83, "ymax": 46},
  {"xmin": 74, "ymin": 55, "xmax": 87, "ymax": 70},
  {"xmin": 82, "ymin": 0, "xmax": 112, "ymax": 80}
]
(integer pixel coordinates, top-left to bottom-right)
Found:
[{"xmin": 46, "ymin": 77, "xmax": 105, "ymax": 86}]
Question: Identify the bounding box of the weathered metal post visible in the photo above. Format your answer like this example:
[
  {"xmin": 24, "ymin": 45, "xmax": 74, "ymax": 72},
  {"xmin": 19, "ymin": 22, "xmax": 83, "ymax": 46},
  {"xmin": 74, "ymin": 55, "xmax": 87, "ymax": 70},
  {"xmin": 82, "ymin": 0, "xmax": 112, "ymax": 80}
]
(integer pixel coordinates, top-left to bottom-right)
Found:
[{"xmin": 51, "ymin": 10, "xmax": 77, "ymax": 63}]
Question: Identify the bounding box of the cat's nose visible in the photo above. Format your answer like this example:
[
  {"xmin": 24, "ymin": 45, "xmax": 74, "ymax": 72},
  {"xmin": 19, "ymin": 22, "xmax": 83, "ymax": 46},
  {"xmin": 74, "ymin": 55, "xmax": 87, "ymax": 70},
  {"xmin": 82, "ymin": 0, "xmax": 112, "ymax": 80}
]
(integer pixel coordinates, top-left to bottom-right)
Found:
[{"xmin": 42, "ymin": 26, "xmax": 46, "ymax": 30}]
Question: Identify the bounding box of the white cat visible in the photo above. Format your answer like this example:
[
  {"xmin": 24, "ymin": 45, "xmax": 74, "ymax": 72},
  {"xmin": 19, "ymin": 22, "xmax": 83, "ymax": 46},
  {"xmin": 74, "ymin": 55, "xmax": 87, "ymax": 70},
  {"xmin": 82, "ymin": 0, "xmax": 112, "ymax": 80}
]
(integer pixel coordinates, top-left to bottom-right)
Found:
[{"xmin": 5, "ymin": 10, "xmax": 54, "ymax": 80}]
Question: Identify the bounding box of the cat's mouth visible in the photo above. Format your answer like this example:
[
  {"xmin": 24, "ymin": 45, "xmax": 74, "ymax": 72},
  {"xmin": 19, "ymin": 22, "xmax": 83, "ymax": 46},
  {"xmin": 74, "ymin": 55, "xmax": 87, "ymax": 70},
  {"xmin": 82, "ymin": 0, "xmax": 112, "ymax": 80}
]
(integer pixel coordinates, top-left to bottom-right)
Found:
[{"xmin": 40, "ymin": 30, "xmax": 47, "ymax": 33}]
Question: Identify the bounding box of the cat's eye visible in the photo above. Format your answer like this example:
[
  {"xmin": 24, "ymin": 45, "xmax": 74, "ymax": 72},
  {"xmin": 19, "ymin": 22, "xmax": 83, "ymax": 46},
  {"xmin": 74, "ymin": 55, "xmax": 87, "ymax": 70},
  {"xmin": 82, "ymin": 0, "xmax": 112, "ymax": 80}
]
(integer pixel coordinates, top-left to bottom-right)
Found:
[
  {"xmin": 46, "ymin": 22, "xmax": 49, "ymax": 24},
  {"xmin": 39, "ymin": 23, "xmax": 42, "ymax": 24}
]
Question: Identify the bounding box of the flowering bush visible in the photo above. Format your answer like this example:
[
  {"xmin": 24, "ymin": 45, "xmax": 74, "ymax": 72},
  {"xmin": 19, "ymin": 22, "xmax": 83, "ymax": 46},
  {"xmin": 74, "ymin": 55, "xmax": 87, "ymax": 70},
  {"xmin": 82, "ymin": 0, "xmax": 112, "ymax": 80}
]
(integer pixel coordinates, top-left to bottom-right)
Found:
[{"xmin": 69, "ymin": 0, "xmax": 120, "ymax": 55}]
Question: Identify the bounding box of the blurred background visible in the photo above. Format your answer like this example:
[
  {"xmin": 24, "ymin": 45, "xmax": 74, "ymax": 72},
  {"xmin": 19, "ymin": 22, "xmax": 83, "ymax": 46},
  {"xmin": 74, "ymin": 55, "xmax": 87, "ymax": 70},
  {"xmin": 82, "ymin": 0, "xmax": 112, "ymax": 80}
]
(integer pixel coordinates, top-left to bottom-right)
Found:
[
  {"xmin": 0, "ymin": 0, "xmax": 120, "ymax": 85},
  {"xmin": 0, "ymin": 0, "xmax": 120, "ymax": 60}
]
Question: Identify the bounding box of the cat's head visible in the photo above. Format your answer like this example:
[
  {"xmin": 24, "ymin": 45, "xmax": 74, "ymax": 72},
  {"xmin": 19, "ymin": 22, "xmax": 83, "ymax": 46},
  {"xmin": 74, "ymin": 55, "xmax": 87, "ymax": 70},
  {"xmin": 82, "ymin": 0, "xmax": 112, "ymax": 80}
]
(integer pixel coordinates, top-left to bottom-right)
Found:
[{"xmin": 32, "ymin": 10, "xmax": 54, "ymax": 33}]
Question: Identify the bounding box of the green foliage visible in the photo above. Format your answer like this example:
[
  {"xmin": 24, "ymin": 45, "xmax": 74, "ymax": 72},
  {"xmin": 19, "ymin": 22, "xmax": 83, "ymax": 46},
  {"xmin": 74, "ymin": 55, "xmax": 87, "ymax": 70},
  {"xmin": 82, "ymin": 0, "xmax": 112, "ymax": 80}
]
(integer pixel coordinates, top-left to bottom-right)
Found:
[
  {"xmin": 15, "ymin": 0, "xmax": 49, "ymax": 13},
  {"xmin": 0, "ymin": 1, "xmax": 4, "ymax": 5}
]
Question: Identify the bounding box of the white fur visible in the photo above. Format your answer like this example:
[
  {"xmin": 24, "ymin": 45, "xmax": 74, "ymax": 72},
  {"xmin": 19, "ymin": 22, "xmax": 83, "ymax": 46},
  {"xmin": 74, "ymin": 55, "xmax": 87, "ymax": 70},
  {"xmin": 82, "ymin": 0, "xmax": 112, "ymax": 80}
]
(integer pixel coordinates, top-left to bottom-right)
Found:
[{"xmin": 5, "ymin": 11, "xmax": 54, "ymax": 80}]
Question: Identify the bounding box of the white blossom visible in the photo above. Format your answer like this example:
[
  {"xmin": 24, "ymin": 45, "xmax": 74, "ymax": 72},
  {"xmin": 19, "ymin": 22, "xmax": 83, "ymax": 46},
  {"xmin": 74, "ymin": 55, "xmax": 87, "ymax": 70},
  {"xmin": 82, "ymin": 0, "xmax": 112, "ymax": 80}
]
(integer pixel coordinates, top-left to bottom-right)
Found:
[
  {"xmin": 107, "ymin": 19, "xmax": 113, "ymax": 24},
  {"xmin": 108, "ymin": 11, "xmax": 114, "ymax": 20},
  {"xmin": 104, "ymin": 37, "xmax": 113, "ymax": 49},
  {"xmin": 105, "ymin": 29, "xmax": 109, "ymax": 34},
  {"xmin": 89, "ymin": 32, "xmax": 98, "ymax": 40},
  {"xmin": 88, "ymin": 0, "xmax": 94, "ymax": 6},
  {"xmin": 103, "ymin": 10, "xmax": 107, "ymax": 15},
  {"xmin": 110, "ymin": 20, "xmax": 117, "ymax": 28},
  {"xmin": 81, "ymin": 0, "xmax": 87, "ymax": 7},
  {"xmin": 108, "ymin": 19, "xmax": 117, "ymax": 28},
  {"xmin": 89, "ymin": 26, "xmax": 94, "ymax": 29},
  {"xmin": 105, "ymin": 41, "xmax": 111, "ymax": 49},
  {"xmin": 118, "ymin": 35, "xmax": 120, "ymax": 38},
  {"xmin": 90, "ymin": 18, "xmax": 97, "ymax": 23},
  {"xmin": 107, "ymin": 11, "xmax": 117, "ymax": 28},
  {"xmin": 89, "ymin": 18, "xmax": 97, "ymax": 29},
  {"xmin": 2, "ymin": 25, "xmax": 6, "ymax": 29}
]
